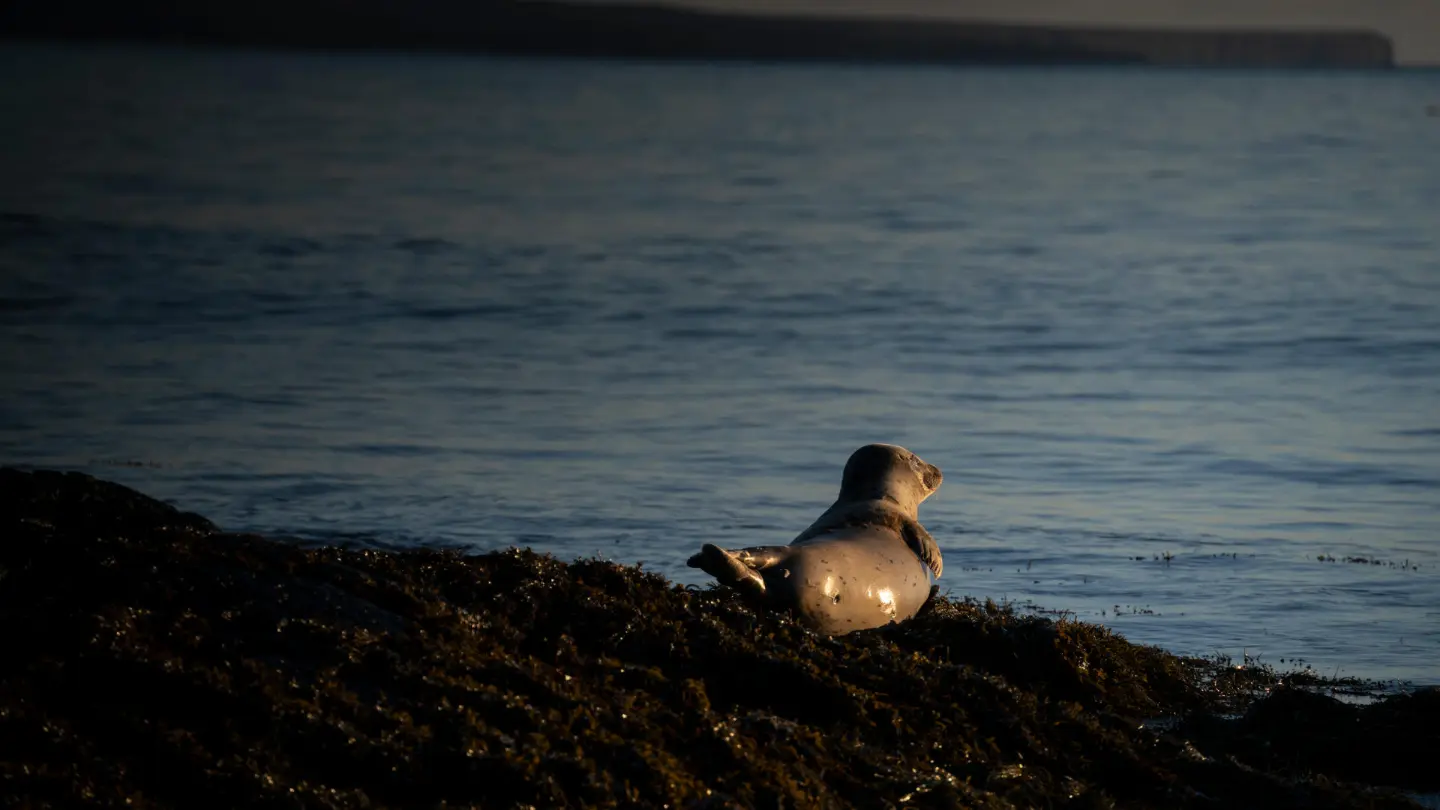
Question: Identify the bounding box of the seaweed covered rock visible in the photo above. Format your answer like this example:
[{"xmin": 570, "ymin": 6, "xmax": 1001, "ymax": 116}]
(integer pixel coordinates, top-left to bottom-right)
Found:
[
  {"xmin": 0, "ymin": 469, "xmax": 1432, "ymax": 809},
  {"xmin": 1184, "ymin": 685, "xmax": 1440, "ymax": 794}
]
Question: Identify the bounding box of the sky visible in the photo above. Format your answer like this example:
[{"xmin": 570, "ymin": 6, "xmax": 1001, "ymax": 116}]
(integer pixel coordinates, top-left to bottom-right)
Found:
[{"xmin": 640, "ymin": 0, "xmax": 1440, "ymax": 65}]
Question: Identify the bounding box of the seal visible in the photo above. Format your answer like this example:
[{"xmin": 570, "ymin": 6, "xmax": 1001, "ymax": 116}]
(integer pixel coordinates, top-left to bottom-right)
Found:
[{"xmin": 687, "ymin": 443, "xmax": 944, "ymax": 635}]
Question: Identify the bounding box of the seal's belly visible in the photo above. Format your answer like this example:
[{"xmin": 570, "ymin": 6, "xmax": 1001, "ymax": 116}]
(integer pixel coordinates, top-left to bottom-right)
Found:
[{"xmin": 765, "ymin": 529, "xmax": 933, "ymax": 635}]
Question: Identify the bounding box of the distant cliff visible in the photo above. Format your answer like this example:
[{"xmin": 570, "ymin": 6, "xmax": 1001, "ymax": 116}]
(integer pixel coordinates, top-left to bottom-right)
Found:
[{"xmin": 1, "ymin": 0, "xmax": 1396, "ymax": 68}]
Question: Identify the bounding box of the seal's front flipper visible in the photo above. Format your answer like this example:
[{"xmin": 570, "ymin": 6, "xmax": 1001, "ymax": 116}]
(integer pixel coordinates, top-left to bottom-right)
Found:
[
  {"xmin": 903, "ymin": 524, "xmax": 944, "ymax": 579},
  {"xmin": 687, "ymin": 543, "xmax": 767, "ymax": 594}
]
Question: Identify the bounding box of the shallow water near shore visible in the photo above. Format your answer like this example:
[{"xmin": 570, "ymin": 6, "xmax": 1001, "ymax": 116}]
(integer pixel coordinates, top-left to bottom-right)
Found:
[{"xmin": 2, "ymin": 44, "xmax": 1438, "ymax": 683}]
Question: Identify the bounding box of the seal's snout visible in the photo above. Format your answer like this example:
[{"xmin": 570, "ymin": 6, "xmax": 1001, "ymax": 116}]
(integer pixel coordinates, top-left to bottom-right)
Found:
[
  {"xmin": 899, "ymin": 447, "xmax": 942, "ymax": 494},
  {"xmin": 922, "ymin": 463, "xmax": 943, "ymax": 493}
]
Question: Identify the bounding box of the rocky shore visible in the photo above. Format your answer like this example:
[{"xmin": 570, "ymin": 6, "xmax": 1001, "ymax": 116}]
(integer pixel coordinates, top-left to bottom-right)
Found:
[{"xmin": 1, "ymin": 468, "xmax": 1436, "ymax": 808}]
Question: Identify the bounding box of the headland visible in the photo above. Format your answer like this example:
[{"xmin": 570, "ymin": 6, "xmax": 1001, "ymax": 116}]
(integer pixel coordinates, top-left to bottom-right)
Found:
[{"xmin": 1, "ymin": 0, "xmax": 1395, "ymax": 68}]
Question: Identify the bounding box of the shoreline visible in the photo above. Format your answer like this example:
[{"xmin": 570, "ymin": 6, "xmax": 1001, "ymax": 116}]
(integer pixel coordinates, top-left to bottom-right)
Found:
[
  {"xmin": 1, "ymin": 0, "xmax": 1395, "ymax": 69},
  {"xmin": 2, "ymin": 467, "xmax": 1437, "ymax": 807}
]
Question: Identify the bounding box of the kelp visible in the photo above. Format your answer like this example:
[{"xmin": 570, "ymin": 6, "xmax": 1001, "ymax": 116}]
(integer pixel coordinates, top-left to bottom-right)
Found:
[{"xmin": 1, "ymin": 468, "xmax": 1433, "ymax": 809}]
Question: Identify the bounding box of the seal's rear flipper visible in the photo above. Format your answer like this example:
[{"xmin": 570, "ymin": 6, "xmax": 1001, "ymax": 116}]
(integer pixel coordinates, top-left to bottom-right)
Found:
[
  {"xmin": 732, "ymin": 546, "xmax": 788, "ymax": 569},
  {"xmin": 688, "ymin": 543, "xmax": 767, "ymax": 595}
]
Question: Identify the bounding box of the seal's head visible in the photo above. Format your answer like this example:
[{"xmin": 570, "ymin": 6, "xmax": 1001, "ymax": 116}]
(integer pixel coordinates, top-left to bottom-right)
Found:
[{"xmin": 837, "ymin": 443, "xmax": 943, "ymax": 513}]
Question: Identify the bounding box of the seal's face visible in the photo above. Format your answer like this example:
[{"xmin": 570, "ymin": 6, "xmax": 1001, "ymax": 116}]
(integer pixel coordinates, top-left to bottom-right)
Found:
[
  {"xmin": 839, "ymin": 443, "xmax": 943, "ymax": 509},
  {"xmin": 904, "ymin": 447, "xmax": 944, "ymax": 501}
]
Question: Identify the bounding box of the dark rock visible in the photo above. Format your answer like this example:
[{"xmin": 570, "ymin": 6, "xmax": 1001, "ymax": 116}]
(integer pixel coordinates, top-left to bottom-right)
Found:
[
  {"xmin": 0, "ymin": 467, "xmax": 217, "ymax": 536},
  {"xmin": 1181, "ymin": 685, "xmax": 1440, "ymax": 794},
  {"xmin": 0, "ymin": 468, "xmax": 1431, "ymax": 808}
]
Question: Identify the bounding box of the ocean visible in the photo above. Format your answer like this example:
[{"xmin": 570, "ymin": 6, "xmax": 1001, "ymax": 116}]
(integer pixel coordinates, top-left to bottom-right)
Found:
[{"xmin": 2, "ymin": 43, "xmax": 1437, "ymax": 684}]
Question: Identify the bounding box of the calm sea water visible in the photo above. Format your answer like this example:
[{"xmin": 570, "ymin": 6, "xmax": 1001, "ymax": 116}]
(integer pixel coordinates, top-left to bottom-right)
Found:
[{"xmin": 2, "ymin": 43, "xmax": 1438, "ymax": 683}]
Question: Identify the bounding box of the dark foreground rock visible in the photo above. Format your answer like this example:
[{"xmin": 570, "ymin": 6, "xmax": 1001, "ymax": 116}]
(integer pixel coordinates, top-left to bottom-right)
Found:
[{"xmin": 1, "ymin": 468, "xmax": 1435, "ymax": 809}]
